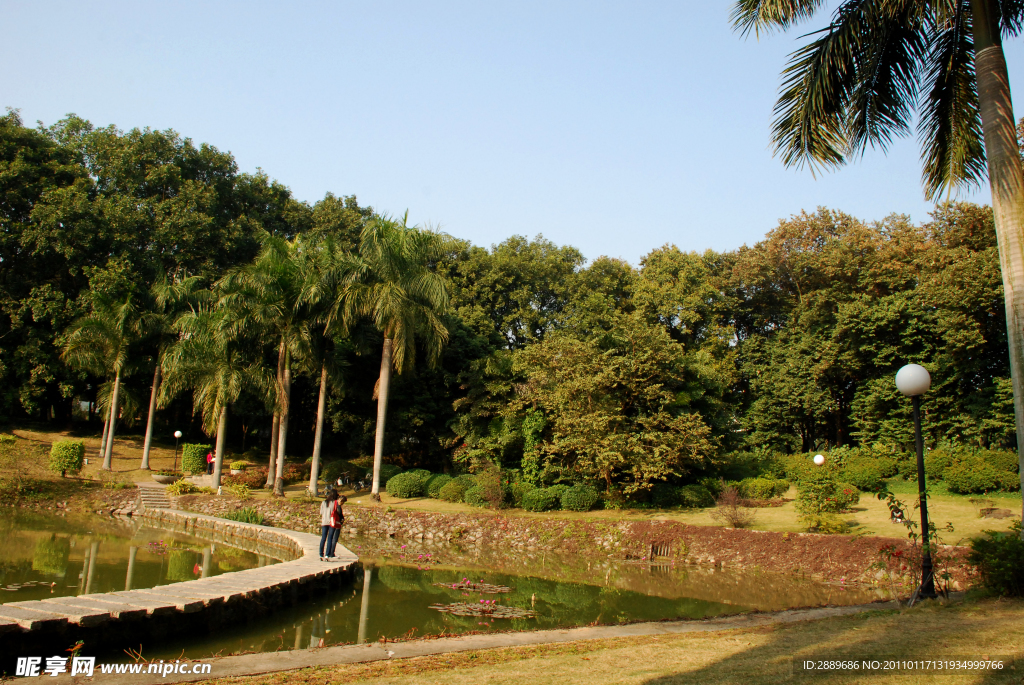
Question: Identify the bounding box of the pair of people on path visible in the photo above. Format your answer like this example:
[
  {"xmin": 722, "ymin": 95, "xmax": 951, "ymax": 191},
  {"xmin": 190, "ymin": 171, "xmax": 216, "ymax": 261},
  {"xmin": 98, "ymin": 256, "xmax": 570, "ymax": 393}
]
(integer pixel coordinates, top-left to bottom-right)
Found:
[{"xmin": 319, "ymin": 489, "xmax": 346, "ymax": 561}]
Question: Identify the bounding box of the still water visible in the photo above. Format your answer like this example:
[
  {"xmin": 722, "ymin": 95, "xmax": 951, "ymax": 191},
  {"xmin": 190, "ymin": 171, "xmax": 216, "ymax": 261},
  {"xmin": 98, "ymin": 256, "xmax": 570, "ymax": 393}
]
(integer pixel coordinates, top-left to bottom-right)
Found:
[{"xmin": 0, "ymin": 509, "xmax": 280, "ymax": 604}]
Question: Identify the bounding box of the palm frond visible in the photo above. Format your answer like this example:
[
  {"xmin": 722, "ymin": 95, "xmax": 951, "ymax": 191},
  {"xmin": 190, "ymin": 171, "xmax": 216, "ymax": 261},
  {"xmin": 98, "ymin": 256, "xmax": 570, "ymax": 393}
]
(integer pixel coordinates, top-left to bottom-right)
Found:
[
  {"xmin": 919, "ymin": 0, "xmax": 986, "ymax": 199},
  {"xmin": 731, "ymin": 0, "xmax": 826, "ymax": 37}
]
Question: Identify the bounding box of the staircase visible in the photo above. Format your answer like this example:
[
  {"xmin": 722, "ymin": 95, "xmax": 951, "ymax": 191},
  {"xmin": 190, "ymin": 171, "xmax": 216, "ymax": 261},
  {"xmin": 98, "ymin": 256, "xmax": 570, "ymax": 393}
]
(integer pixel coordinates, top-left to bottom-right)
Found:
[{"xmin": 136, "ymin": 481, "xmax": 173, "ymax": 510}]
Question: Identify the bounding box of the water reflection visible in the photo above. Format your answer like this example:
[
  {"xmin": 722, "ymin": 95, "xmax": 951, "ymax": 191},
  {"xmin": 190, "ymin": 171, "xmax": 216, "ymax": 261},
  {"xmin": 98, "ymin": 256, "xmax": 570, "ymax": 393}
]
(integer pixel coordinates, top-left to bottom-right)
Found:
[{"xmin": 0, "ymin": 509, "xmax": 280, "ymax": 604}]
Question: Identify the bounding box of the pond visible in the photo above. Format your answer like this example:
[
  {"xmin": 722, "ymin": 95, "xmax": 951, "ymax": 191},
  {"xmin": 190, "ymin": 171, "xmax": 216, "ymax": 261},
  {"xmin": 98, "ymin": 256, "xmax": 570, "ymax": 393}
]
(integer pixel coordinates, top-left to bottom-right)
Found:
[
  {"xmin": 138, "ymin": 535, "xmax": 884, "ymax": 660},
  {"xmin": 0, "ymin": 509, "xmax": 281, "ymax": 605}
]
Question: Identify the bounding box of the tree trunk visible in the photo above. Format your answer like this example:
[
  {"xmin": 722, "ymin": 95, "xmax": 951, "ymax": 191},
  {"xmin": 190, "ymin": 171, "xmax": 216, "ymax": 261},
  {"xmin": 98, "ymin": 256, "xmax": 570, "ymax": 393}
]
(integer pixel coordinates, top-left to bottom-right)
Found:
[
  {"xmin": 99, "ymin": 413, "xmax": 110, "ymax": 462},
  {"xmin": 371, "ymin": 339, "xmax": 393, "ymax": 501},
  {"xmin": 973, "ymin": 0, "xmax": 1024, "ymax": 532},
  {"xmin": 212, "ymin": 405, "xmax": 228, "ymax": 488},
  {"xmin": 309, "ymin": 364, "xmax": 328, "ymax": 496},
  {"xmin": 266, "ymin": 413, "xmax": 280, "ymax": 488},
  {"xmin": 140, "ymin": 364, "xmax": 161, "ymax": 470},
  {"xmin": 274, "ymin": 348, "xmax": 291, "ymax": 497},
  {"xmin": 102, "ymin": 372, "xmax": 121, "ymax": 470}
]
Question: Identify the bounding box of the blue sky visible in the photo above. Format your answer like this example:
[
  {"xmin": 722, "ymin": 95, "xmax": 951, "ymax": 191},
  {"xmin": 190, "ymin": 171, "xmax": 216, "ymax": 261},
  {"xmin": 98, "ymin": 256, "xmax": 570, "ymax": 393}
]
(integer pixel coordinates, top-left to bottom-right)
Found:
[{"xmin": 3, "ymin": 1, "xmax": 1022, "ymax": 264}]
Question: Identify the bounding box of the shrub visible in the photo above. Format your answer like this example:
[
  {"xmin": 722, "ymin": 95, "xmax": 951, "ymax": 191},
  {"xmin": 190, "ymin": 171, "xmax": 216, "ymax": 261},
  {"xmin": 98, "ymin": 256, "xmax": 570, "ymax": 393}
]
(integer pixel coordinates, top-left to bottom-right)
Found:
[
  {"xmin": 737, "ymin": 477, "xmax": 778, "ymax": 500},
  {"xmin": 509, "ymin": 481, "xmax": 536, "ymax": 508},
  {"xmin": 386, "ymin": 471, "xmax": 426, "ymax": 498},
  {"xmin": 522, "ymin": 487, "xmax": 560, "ymax": 512},
  {"xmin": 709, "ymin": 487, "xmax": 756, "ymax": 528},
  {"xmin": 546, "ymin": 484, "xmax": 569, "ymax": 504},
  {"xmin": 320, "ymin": 459, "xmax": 359, "ymax": 484},
  {"xmin": 439, "ymin": 479, "xmax": 470, "ymax": 503},
  {"xmin": 795, "ymin": 468, "xmax": 849, "ymax": 533},
  {"xmin": 378, "ymin": 464, "xmax": 403, "ymax": 485},
  {"xmin": 48, "ymin": 441, "xmax": 84, "ymax": 478},
  {"xmin": 945, "ymin": 459, "xmax": 1002, "ymax": 494},
  {"xmin": 560, "ymin": 484, "xmax": 600, "ymax": 512},
  {"xmin": 896, "ymin": 457, "xmax": 919, "ymax": 481},
  {"xmin": 842, "ymin": 460, "xmax": 884, "ymax": 491},
  {"xmin": 166, "ymin": 480, "xmax": 199, "ymax": 496},
  {"xmin": 196, "ymin": 486, "xmax": 217, "ymax": 494},
  {"xmin": 229, "ymin": 461, "xmax": 247, "ymax": 470},
  {"xmin": 473, "ymin": 468, "xmax": 509, "ymax": 508},
  {"xmin": 181, "ymin": 444, "xmax": 212, "ymax": 475},
  {"xmin": 223, "ymin": 507, "xmax": 265, "ymax": 525},
  {"xmin": 406, "ymin": 468, "xmax": 432, "ymax": 482},
  {"xmin": 224, "ymin": 467, "xmax": 269, "ymax": 489},
  {"xmin": 836, "ymin": 482, "xmax": 861, "ymax": 509},
  {"xmin": 225, "ymin": 483, "xmax": 251, "ymax": 499},
  {"xmin": 698, "ymin": 477, "xmax": 723, "ymax": 498},
  {"xmin": 463, "ymin": 485, "xmax": 487, "ymax": 507},
  {"xmin": 968, "ymin": 521, "xmax": 1024, "ymax": 596},
  {"xmin": 425, "ymin": 474, "xmax": 452, "ymax": 498},
  {"xmin": 678, "ymin": 484, "xmax": 715, "ymax": 508},
  {"xmin": 924, "ymin": 449, "xmax": 955, "ymax": 482},
  {"xmin": 981, "ymin": 449, "xmax": 1019, "ymax": 474}
]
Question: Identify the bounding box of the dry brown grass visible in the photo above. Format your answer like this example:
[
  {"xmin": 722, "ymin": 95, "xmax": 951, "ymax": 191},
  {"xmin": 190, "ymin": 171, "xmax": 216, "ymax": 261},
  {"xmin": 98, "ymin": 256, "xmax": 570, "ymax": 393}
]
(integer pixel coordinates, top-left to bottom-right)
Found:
[{"xmin": 205, "ymin": 596, "xmax": 1024, "ymax": 685}]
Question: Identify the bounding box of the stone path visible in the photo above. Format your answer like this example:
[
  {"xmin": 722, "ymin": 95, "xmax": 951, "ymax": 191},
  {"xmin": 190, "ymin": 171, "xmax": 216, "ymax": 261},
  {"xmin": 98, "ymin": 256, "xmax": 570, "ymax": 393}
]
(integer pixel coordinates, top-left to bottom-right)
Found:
[
  {"xmin": 50, "ymin": 600, "xmax": 899, "ymax": 684},
  {"xmin": 0, "ymin": 506, "xmax": 357, "ymax": 642}
]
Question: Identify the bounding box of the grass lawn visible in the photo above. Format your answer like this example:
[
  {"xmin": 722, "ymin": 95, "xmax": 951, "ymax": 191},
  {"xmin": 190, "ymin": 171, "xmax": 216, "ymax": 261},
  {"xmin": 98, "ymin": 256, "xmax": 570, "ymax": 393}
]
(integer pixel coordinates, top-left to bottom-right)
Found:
[
  {"xmin": 4, "ymin": 427, "xmax": 1021, "ymax": 542},
  {"xmin": 207, "ymin": 596, "xmax": 1024, "ymax": 685}
]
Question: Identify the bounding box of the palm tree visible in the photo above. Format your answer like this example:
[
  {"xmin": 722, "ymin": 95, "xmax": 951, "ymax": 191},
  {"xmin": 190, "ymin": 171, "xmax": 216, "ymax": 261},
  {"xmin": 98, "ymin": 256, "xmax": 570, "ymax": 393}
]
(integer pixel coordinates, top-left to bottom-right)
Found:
[
  {"xmin": 160, "ymin": 307, "xmax": 269, "ymax": 488},
  {"xmin": 348, "ymin": 214, "xmax": 457, "ymax": 500},
  {"xmin": 299, "ymin": 234, "xmax": 359, "ymax": 495},
  {"xmin": 731, "ymin": 0, "xmax": 1024, "ymax": 526},
  {"xmin": 138, "ymin": 273, "xmax": 204, "ymax": 470},
  {"xmin": 62, "ymin": 291, "xmax": 142, "ymax": 470},
  {"xmin": 219, "ymin": 232, "xmax": 309, "ymax": 496}
]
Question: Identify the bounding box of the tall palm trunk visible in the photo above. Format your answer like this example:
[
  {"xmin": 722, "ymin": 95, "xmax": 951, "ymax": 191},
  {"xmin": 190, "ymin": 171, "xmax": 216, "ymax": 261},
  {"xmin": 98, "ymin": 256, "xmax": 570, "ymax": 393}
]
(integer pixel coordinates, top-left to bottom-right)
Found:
[
  {"xmin": 212, "ymin": 405, "xmax": 228, "ymax": 488},
  {"xmin": 308, "ymin": 364, "xmax": 328, "ymax": 496},
  {"xmin": 102, "ymin": 371, "xmax": 121, "ymax": 470},
  {"xmin": 370, "ymin": 339, "xmax": 393, "ymax": 500},
  {"xmin": 266, "ymin": 413, "xmax": 279, "ymax": 488},
  {"xmin": 274, "ymin": 348, "xmax": 291, "ymax": 497},
  {"xmin": 140, "ymin": 364, "xmax": 161, "ymax": 470},
  {"xmin": 973, "ymin": 0, "xmax": 1024, "ymax": 530},
  {"xmin": 99, "ymin": 414, "xmax": 110, "ymax": 463}
]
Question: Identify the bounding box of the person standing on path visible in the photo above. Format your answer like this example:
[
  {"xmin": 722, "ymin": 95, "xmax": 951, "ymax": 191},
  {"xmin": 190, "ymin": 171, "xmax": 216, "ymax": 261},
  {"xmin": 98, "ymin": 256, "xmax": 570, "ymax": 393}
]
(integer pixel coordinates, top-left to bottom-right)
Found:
[
  {"xmin": 206, "ymin": 450, "xmax": 214, "ymax": 475},
  {"xmin": 319, "ymin": 489, "xmax": 338, "ymax": 561},
  {"xmin": 329, "ymin": 495, "xmax": 347, "ymax": 559}
]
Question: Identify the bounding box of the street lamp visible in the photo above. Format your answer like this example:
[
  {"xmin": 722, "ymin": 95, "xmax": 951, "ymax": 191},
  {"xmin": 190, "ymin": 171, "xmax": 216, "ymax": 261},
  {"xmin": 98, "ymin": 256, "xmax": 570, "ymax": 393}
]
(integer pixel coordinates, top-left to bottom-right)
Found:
[
  {"xmin": 895, "ymin": 363, "xmax": 936, "ymax": 599},
  {"xmin": 173, "ymin": 431, "xmax": 183, "ymax": 472}
]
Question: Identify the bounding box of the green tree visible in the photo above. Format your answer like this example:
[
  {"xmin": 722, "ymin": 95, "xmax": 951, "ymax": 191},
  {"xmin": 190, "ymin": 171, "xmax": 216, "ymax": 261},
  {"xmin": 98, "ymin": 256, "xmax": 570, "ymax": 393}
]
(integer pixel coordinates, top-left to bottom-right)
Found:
[
  {"xmin": 732, "ymin": 0, "xmax": 1024, "ymax": 525},
  {"xmin": 60, "ymin": 288, "xmax": 143, "ymax": 469},
  {"xmin": 348, "ymin": 215, "xmax": 458, "ymax": 499}
]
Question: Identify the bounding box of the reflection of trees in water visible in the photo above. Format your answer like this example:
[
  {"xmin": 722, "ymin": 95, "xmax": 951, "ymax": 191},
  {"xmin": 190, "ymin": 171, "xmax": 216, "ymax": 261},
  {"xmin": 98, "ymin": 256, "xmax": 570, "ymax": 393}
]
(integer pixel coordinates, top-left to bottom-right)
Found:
[
  {"xmin": 166, "ymin": 550, "xmax": 198, "ymax": 581},
  {"xmin": 32, "ymin": 535, "xmax": 70, "ymax": 576}
]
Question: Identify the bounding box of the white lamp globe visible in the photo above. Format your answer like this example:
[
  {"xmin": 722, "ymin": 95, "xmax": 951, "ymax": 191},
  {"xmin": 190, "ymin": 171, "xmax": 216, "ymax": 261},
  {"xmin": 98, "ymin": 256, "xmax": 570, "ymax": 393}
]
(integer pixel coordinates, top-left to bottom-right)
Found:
[
  {"xmin": 895, "ymin": 364, "xmax": 931, "ymax": 397},
  {"xmin": 174, "ymin": 430, "xmax": 183, "ymax": 439},
  {"xmin": 813, "ymin": 454, "xmax": 825, "ymax": 466}
]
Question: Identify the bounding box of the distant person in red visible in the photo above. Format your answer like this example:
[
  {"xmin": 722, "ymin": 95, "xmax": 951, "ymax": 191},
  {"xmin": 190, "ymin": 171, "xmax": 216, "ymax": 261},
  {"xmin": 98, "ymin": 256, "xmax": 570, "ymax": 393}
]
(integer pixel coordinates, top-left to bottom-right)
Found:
[{"xmin": 206, "ymin": 451, "xmax": 214, "ymax": 475}]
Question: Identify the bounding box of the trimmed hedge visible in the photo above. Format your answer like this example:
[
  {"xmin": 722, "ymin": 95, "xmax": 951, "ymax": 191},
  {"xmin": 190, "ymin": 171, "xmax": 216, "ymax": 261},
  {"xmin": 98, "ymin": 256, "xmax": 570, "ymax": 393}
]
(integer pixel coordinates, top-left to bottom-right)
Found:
[
  {"xmin": 230, "ymin": 461, "xmax": 247, "ymax": 470},
  {"xmin": 841, "ymin": 460, "xmax": 884, "ymax": 491},
  {"xmin": 49, "ymin": 440, "xmax": 84, "ymax": 477},
  {"xmin": 425, "ymin": 474, "xmax": 452, "ymax": 498},
  {"xmin": 560, "ymin": 484, "xmax": 600, "ymax": 512},
  {"xmin": 945, "ymin": 459, "xmax": 1002, "ymax": 494},
  {"xmin": 386, "ymin": 471, "xmax": 426, "ymax": 498},
  {"xmin": 737, "ymin": 477, "xmax": 788, "ymax": 500},
  {"xmin": 522, "ymin": 487, "xmax": 560, "ymax": 512},
  {"xmin": 377, "ymin": 463, "xmax": 403, "ymax": 486},
  {"xmin": 439, "ymin": 479, "xmax": 470, "ymax": 503},
  {"xmin": 464, "ymin": 485, "xmax": 487, "ymax": 507},
  {"xmin": 181, "ymin": 444, "xmax": 212, "ymax": 475},
  {"xmin": 510, "ymin": 482, "xmax": 536, "ymax": 508},
  {"xmin": 678, "ymin": 484, "xmax": 715, "ymax": 508}
]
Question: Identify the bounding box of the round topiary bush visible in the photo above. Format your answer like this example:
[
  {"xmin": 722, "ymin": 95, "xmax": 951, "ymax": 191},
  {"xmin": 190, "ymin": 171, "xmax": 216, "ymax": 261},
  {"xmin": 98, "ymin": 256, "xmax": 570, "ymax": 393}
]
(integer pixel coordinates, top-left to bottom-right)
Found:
[
  {"xmin": 406, "ymin": 468, "xmax": 432, "ymax": 482},
  {"xmin": 377, "ymin": 463, "xmax": 403, "ymax": 485},
  {"xmin": 48, "ymin": 440, "xmax": 84, "ymax": 477},
  {"xmin": 439, "ymin": 479, "xmax": 470, "ymax": 503},
  {"xmin": 464, "ymin": 485, "xmax": 487, "ymax": 507},
  {"xmin": 842, "ymin": 460, "xmax": 884, "ymax": 491},
  {"xmin": 560, "ymin": 484, "xmax": 600, "ymax": 511},
  {"xmin": 650, "ymin": 483, "xmax": 678, "ymax": 508},
  {"xmin": 510, "ymin": 482, "xmax": 536, "ymax": 508},
  {"xmin": 836, "ymin": 482, "xmax": 861, "ymax": 508},
  {"xmin": 945, "ymin": 459, "xmax": 1002, "ymax": 493},
  {"xmin": 678, "ymin": 484, "xmax": 715, "ymax": 508},
  {"xmin": 425, "ymin": 474, "xmax": 452, "ymax": 498},
  {"xmin": 386, "ymin": 471, "xmax": 426, "ymax": 498},
  {"xmin": 737, "ymin": 477, "xmax": 778, "ymax": 500},
  {"xmin": 522, "ymin": 487, "xmax": 559, "ymax": 512},
  {"xmin": 230, "ymin": 461, "xmax": 247, "ymax": 470},
  {"xmin": 181, "ymin": 443, "xmax": 212, "ymax": 475}
]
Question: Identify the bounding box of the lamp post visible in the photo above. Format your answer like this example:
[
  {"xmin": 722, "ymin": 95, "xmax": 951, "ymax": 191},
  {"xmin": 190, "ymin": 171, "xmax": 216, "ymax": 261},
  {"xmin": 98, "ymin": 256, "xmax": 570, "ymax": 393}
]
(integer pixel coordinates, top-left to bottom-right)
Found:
[
  {"xmin": 895, "ymin": 363, "xmax": 937, "ymax": 599},
  {"xmin": 173, "ymin": 430, "xmax": 183, "ymax": 472}
]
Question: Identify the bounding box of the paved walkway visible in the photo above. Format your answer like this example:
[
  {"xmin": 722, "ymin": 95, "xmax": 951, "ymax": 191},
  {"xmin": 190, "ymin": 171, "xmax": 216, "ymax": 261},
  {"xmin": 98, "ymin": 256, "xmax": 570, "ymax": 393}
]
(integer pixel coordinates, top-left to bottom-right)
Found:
[{"xmin": 55, "ymin": 600, "xmax": 898, "ymax": 683}]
